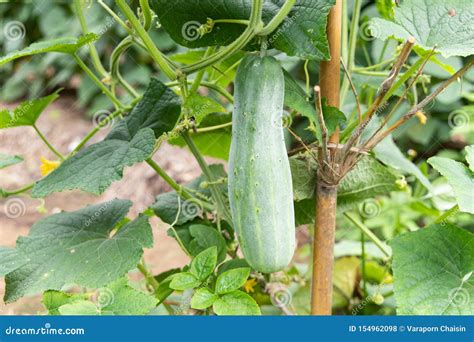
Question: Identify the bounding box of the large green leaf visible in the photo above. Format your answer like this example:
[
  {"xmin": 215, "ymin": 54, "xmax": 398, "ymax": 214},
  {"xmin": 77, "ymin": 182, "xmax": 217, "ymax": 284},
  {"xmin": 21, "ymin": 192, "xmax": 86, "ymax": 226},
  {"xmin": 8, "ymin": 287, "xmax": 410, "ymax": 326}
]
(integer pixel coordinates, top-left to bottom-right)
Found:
[
  {"xmin": 33, "ymin": 78, "xmax": 180, "ymax": 197},
  {"xmin": 98, "ymin": 278, "xmax": 158, "ymax": 315},
  {"xmin": 429, "ymin": 151, "xmax": 474, "ymax": 214},
  {"xmin": 182, "ymin": 94, "xmax": 226, "ymax": 125},
  {"xmin": 338, "ymin": 157, "xmax": 398, "ymax": 210},
  {"xmin": 3, "ymin": 200, "xmax": 153, "ymax": 303},
  {"xmin": 107, "ymin": 78, "xmax": 181, "ymax": 141},
  {"xmin": 32, "ymin": 128, "xmax": 156, "ymax": 197},
  {"xmin": 0, "ymin": 34, "xmax": 97, "ymax": 66},
  {"xmin": 369, "ymin": 0, "xmax": 474, "ymax": 57},
  {"xmin": 0, "ymin": 90, "xmax": 60, "ymax": 128},
  {"xmin": 152, "ymin": 0, "xmax": 335, "ymax": 60},
  {"xmin": 283, "ymin": 70, "xmax": 316, "ymax": 123},
  {"xmin": 169, "ymin": 272, "xmax": 201, "ymax": 291},
  {"xmin": 391, "ymin": 223, "xmax": 474, "ymax": 315},
  {"xmin": 0, "ymin": 247, "xmax": 28, "ymax": 277},
  {"xmin": 292, "ymin": 156, "xmax": 399, "ymax": 225},
  {"xmin": 212, "ymin": 290, "xmax": 261, "ymax": 315},
  {"xmin": 0, "ymin": 154, "xmax": 23, "ymax": 169}
]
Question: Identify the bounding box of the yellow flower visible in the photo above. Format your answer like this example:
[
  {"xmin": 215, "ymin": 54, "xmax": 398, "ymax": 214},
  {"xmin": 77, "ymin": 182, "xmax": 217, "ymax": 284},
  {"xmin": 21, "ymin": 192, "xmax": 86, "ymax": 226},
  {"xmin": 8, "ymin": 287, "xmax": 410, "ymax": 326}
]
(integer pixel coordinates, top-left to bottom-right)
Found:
[
  {"xmin": 40, "ymin": 157, "xmax": 60, "ymax": 176},
  {"xmin": 415, "ymin": 110, "xmax": 427, "ymax": 125},
  {"xmin": 244, "ymin": 278, "xmax": 258, "ymax": 293}
]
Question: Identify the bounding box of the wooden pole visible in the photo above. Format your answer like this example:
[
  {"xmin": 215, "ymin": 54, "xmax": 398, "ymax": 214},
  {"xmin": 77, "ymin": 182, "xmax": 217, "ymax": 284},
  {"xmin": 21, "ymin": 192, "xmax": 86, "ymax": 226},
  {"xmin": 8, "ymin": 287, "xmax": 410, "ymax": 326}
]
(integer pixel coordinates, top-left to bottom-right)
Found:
[{"xmin": 311, "ymin": 0, "xmax": 342, "ymax": 315}]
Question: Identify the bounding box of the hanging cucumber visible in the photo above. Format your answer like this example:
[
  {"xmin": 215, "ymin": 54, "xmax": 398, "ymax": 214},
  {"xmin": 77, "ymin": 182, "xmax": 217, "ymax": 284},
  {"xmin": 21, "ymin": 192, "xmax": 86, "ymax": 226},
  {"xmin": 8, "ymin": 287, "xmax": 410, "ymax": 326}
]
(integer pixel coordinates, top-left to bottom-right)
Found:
[{"xmin": 228, "ymin": 54, "xmax": 296, "ymax": 273}]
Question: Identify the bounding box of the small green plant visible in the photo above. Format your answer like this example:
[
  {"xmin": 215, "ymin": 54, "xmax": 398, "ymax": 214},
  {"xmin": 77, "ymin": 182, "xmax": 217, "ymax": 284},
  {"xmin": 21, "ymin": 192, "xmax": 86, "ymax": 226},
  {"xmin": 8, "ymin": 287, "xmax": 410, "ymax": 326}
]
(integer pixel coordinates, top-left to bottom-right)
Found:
[{"xmin": 0, "ymin": 0, "xmax": 473, "ymax": 316}]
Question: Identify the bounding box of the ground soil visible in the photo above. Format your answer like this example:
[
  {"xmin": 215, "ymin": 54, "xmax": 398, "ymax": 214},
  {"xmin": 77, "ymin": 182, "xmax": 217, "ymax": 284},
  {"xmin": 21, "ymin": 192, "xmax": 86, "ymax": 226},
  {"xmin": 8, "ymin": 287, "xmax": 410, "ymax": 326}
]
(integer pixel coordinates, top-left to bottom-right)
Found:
[{"xmin": 0, "ymin": 96, "xmax": 201, "ymax": 314}]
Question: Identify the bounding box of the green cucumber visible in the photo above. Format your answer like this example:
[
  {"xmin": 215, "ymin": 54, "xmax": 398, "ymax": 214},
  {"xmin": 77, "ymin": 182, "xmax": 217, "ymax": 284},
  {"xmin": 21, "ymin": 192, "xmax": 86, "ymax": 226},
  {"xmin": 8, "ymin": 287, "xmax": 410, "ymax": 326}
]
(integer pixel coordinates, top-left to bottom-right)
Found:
[{"xmin": 228, "ymin": 55, "xmax": 296, "ymax": 273}]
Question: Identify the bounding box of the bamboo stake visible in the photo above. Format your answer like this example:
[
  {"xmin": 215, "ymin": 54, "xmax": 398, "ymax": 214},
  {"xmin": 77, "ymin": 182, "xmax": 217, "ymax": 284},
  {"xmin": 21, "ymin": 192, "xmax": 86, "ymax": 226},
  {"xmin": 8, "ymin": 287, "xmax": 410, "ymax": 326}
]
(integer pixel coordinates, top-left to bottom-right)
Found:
[{"xmin": 311, "ymin": 0, "xmax": 342, "ymax": 315}]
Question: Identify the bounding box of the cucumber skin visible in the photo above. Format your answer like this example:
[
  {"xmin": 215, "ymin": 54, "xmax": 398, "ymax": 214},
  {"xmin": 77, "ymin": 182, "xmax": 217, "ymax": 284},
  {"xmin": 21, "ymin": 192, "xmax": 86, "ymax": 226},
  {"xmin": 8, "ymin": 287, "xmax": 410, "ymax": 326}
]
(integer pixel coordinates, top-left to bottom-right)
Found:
[{"xmin": 228, "ymin": 55, "xmax": 296, "ymax": 273}]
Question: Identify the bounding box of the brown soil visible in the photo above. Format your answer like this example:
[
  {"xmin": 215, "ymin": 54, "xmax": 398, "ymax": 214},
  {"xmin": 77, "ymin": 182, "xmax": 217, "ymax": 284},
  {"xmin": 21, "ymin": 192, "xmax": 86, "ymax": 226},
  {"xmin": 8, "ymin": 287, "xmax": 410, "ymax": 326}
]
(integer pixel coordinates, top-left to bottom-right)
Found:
[{"xmin": 0, "ymin": 96, "xmax": 202, "ymax": 314}]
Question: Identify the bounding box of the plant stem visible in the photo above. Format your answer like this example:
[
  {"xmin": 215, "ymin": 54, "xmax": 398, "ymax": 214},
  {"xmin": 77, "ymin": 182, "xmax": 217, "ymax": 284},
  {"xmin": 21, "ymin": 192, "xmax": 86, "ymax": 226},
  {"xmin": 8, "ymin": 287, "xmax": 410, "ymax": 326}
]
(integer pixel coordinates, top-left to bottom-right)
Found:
[
  {"xmin": 116, "ymin": 0, "xmax": 177, "ymax": 80},
  {"xmin": 33, "ymin": 125, "xmax": 64, "ymax": 160},
  {"xmin": 181, "ymin": 0, "xmax": 263, "ymax": 74},
  {"xmin": 73, "ymin": 0, "xmax": 109, "ymax": 78},
  {"xmin": 98, "ymin": 0, "xmax": 131, "ymax": 33},
  {"xmin": 110, "ymin": 36, "xmax": 140, "ymax": 98},
  {"xmin": 344, "ymin": 212, "xmax": 391, "ymax": 257},
  {"xmin": 145, "ymin": 158, "xmax": 214, "ymax": 212},
  {"xmin": 1, "ymin": 183, "xmax": 34, "ymax": 198},
  {"xmin": 74, "ymin": 54, "xmax": 123, "ymax": 109},
  {"xmin": 190, "ymin": 47, "xmax": 215, "ymax": 93},
  {"xmin": 259, "ymin": 0, "xmax": 296, "ymax": 35},
  {"xmin": 181, "ymin": 131, "xmax": 233, "ymax": 223},
  {"xmin": 166, "ymin": 80, "xmax": 234, "ymax": 103},
  {"xmin": 137, "ymin": 262, "xmax": 159, "ymax": 291},
  {"xmin": 435, "ymin": 205, "xmax": 460, "ymax": 224},
  {"xmin": 311, "ymin": 0, "xmax": 341, "ymax": 316},
  {"xmin": 340, "ymin": 0, "xmax": 361, "ymax": 104},
  {"xmin": 192, "ymin": 121, "xmax": 232, "ymax": 133},
  {"xmin": 139, "ymin": 0, "xmax": 153, "ymax": 30}
]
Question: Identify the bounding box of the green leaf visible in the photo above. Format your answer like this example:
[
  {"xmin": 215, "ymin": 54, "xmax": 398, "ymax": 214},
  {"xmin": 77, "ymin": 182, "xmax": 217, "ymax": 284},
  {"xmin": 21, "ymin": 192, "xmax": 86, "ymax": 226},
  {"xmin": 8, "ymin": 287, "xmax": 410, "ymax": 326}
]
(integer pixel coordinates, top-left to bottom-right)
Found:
[
  {"xmin": 155, "ymin": 268, "xmax": 182, "ymax": 303},
  {"xmin": 99, "ymin": 278, "xmax": 158, "ymax": 315},
  {"xmin": 292, "ymin": 156, "xmax": 399, "ymax": 225},
  {"xmin": 0, "ymin": 154, "xmax": 23, "ymax": 169},
  {"xmin": 4, "ymin": 200, "xmax": 153, "ymax": 303},
  {"xmin": 191, "ymin": 288, "xmax": 218, "ymax": 310},
  {"xmin": 391, "ymin": 223, "xmax": 474, "ymax": 315},
  {"xmin": 152, "ymin": 164, "xmax": 226, "ymax": 224},
  {"xmin": 289, "ymin": 155, "xmax": 317, "ymax": 201},
  {"xmin": 0, "ymin": 34, "xmax": 97, "ymax": 66},
  {"xmin": 152, "ymin": 0, "xmax": 335, "ymax": 60},
  {"xmin": 58, "ymin": 300, "xmax": 99, "ymax": 316},
  {"xmin": 189, "ymin": 225, "xmax": 227, "ymax": 263},
  {"xmin": 428, "ymin": 154, "xmax": 474, "ymax": 213},
  {"xmin": 183, "ymin": 94, "xmax": 226, "ymax": 125},
  {"xmin": 190, "ymin": 247, "xmax": 218, "ymax": 281},
  {"xmin": 107, "ymin": 78, "xmax": 181, "ymax": 141},
  {"xmin": 170, "ymin": 113, "xmax": 232, "ymax": 160},
  {"xmin": 369, "ymin": 0, "xmax": 474, "ymax": 57},
  {"xmin": 338, "ymin": 157, "xmax": 398, "ymax": 211},
  {"xmin": 374, "ymin": 137, "xmax": 433, "ymax": 191},
  {"xmin": 283, "ymin": 70, "xmax": 316, "ymax": 123},
  {"xmin": 42, "ymin": 291, "xmax": 89, "ymax": 315},
  {"xmin": 169, "ymin": 272, "xmax": 201, "ymax": 291},
  {"xmin": 215, "ymin": 268, "xmax": 250, "ymax": 295},
  {"xmin": 0, "ymin": 247, "xmax": 28, "ymax": 277},
  {"xmin": 0, "ymin": 90, "xmax": 60, "ymax": 128},
  {"xmin": 32, "ymin": 128, "xmax": 156, "ymax": 197},
  {"xmin": 217, "ymin": 259, "xmax": 251, "ymax": 276},
  {"xmin": 212, "ymin": 290, "xmax": 261, "ymax": 315},
  {"xmin": 321, "ymin": 98, "xmax": 347, "ymax": 136}
]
